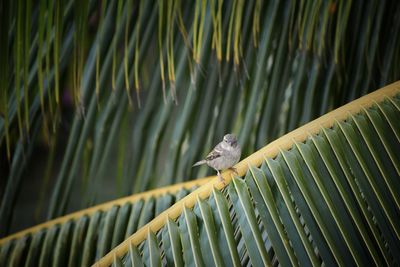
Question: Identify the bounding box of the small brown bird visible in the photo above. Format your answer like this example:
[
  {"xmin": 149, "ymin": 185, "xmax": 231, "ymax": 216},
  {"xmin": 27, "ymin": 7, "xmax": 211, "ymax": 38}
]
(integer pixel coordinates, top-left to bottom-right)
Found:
[{"xmin": 193, "ymin": 134, "xmax": 241, "ymax": 182}]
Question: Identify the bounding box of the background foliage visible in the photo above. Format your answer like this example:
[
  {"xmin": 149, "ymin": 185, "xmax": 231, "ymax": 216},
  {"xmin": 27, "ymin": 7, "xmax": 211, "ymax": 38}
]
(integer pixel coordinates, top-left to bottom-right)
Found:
[{"xmin": 0, "ymin": 0, "xmax": 400, "ymax": 237}]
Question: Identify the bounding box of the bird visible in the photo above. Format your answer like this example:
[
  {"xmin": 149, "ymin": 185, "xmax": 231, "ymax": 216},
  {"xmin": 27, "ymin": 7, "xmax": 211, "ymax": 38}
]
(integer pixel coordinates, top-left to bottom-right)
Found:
[{"xmin": 193, "ymin": 134, "xmax": 241, "ymax": 182}]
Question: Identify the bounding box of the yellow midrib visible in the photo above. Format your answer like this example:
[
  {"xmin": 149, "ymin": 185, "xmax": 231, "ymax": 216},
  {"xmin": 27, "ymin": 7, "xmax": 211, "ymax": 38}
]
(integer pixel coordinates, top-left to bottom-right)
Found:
[{"xmin": 94, "ymin": 80, "xmax": 400, "ymax": 266}]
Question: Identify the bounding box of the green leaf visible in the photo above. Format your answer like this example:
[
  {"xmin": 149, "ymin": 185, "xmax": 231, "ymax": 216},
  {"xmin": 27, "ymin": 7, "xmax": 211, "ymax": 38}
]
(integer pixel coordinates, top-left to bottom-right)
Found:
[
  {"xmin": 322, "ymin": 125, "xmax": 391, "ymax": 265},
  {"xmin": 97, "ymin": 206, "xmax": 120, "ymax": 260},
  {"xmin": 68, "ymin": 216, "xmax": 89, "ymax": 267},
  {"xmin": 262, "ymin": 160, "xmax": 319, "ymax": 266},
  {"xmin": 162, "ymin": 219, "xmax": 183, "ymax": 267},
  {"xmin": 38, "ymin": 225, "xmax": 59, "ymax": 266},
  {"xmin": 246, "ymin": 166, "xmax": 295, "ymax": 267},
  {"xmin": 128, "ymin": 243, "xmax": 144, "ymax": 267},
  {"xmin": 194, "ymin": 198, "xmax": 224, "ymax": 266},
  {"xmin": 179, "ymin": 207, "xmax": 205, "ymax": 267},
  {"xmin": 229, "ymin": 178, "xmax": 270, "ymax": 266},
  {"xmin": 9, "ymin": 236, "xmax": 28, "ymax": 267},
  {"xmin": 81, "ymin": 211, "xmax": 103, "ymax": 266},
  {"xmin": 111, "ymin": 204, "xmax": 132, "ymax": 248},
  {"xmin": 53, "ymin": 220, "xmax": 73, "ymax": 266},
  {"xmin": 142, "ymin": 230, "xmax": 161, "ymax": 267},
  {"xmin": 210, "ymin": 189, "xmax": 241, "ymax": 267},
  {"xmin": 337, "ymin": 119, "xmax": 400, "ymax": 242},
  {"xmin": 24, "ymin": 230, "xmax": 46, "ymax": 267},
  {"xmin": 281, "ymin": 147, "xmax": 347, "ymax": 265}
]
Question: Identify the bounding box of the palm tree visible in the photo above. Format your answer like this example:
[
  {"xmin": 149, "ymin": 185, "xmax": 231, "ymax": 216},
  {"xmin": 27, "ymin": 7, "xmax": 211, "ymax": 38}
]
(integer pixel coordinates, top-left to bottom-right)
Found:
[{"xmin": 0, "ymin": 0, "xmax": 399, "ymax": 266}]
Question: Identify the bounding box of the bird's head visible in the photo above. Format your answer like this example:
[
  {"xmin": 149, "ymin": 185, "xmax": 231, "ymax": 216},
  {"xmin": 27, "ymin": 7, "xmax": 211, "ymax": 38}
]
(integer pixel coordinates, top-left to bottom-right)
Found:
[{"xmin": 223, "ymin": 134, "xmax": 238, "ymax": 147}]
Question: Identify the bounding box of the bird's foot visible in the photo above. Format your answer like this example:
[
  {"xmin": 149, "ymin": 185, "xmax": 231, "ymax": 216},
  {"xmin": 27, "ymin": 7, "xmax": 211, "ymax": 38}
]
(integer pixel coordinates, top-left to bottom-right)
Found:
[
  {"xmin": 217, "ymin": 171, "xmax": 226, "ymax": 185},
  {"xmin": 218, "ymin": 175, "xmax": 226, "ymax": 185},
  {"xmin": 229, "ymin": 167, "xmax": 238, "ymax": 175}
]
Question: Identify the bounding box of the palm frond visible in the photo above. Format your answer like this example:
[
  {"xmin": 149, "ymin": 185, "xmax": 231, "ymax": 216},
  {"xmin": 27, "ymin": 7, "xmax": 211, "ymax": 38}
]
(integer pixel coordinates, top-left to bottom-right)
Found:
[
  {"xmin": 92, "ymin": 83, "xmax": 400, "ymax": 266},
  {"xmin": 0, "ymin": 178, "xmax": 211, "ymax": 266}
]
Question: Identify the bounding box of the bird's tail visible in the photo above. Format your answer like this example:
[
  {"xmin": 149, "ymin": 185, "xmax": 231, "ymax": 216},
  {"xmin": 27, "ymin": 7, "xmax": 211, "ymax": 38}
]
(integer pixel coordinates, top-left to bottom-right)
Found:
[{"xmin": 192, "ymin": 160, "xmax": 206, "ymax": 167}]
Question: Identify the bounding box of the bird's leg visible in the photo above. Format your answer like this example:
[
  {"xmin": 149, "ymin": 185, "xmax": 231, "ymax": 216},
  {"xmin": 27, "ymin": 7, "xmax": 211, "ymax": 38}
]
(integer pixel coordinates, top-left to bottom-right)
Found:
[
  {"xmin": 217, "ymin": 170, "xmax": 225, "ymax": 184},
  {"xmin": 229, "ymin": 167, "xmax": 238, "ymax": 175}
]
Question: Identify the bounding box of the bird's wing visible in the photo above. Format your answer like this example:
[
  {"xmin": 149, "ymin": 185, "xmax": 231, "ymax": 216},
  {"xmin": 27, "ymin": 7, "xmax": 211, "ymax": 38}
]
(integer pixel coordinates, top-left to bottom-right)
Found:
[{"xmin": 205, "ymin": 143, "xmax": 223, "ymax": 161}]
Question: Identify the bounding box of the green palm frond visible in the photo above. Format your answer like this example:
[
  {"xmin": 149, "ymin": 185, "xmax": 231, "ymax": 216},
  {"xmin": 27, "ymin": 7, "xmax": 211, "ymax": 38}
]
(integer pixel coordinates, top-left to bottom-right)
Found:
[
  {"xmin": 92, "ymin": 86, "xmax": 400, "ymax": 266},
  {"xmin": 0, "ymin": 178, "xmax": 210, "ymax": 266},
  {"xmin": 1, "ymin": 0, "xmax": 400, "ymax": 246}
]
